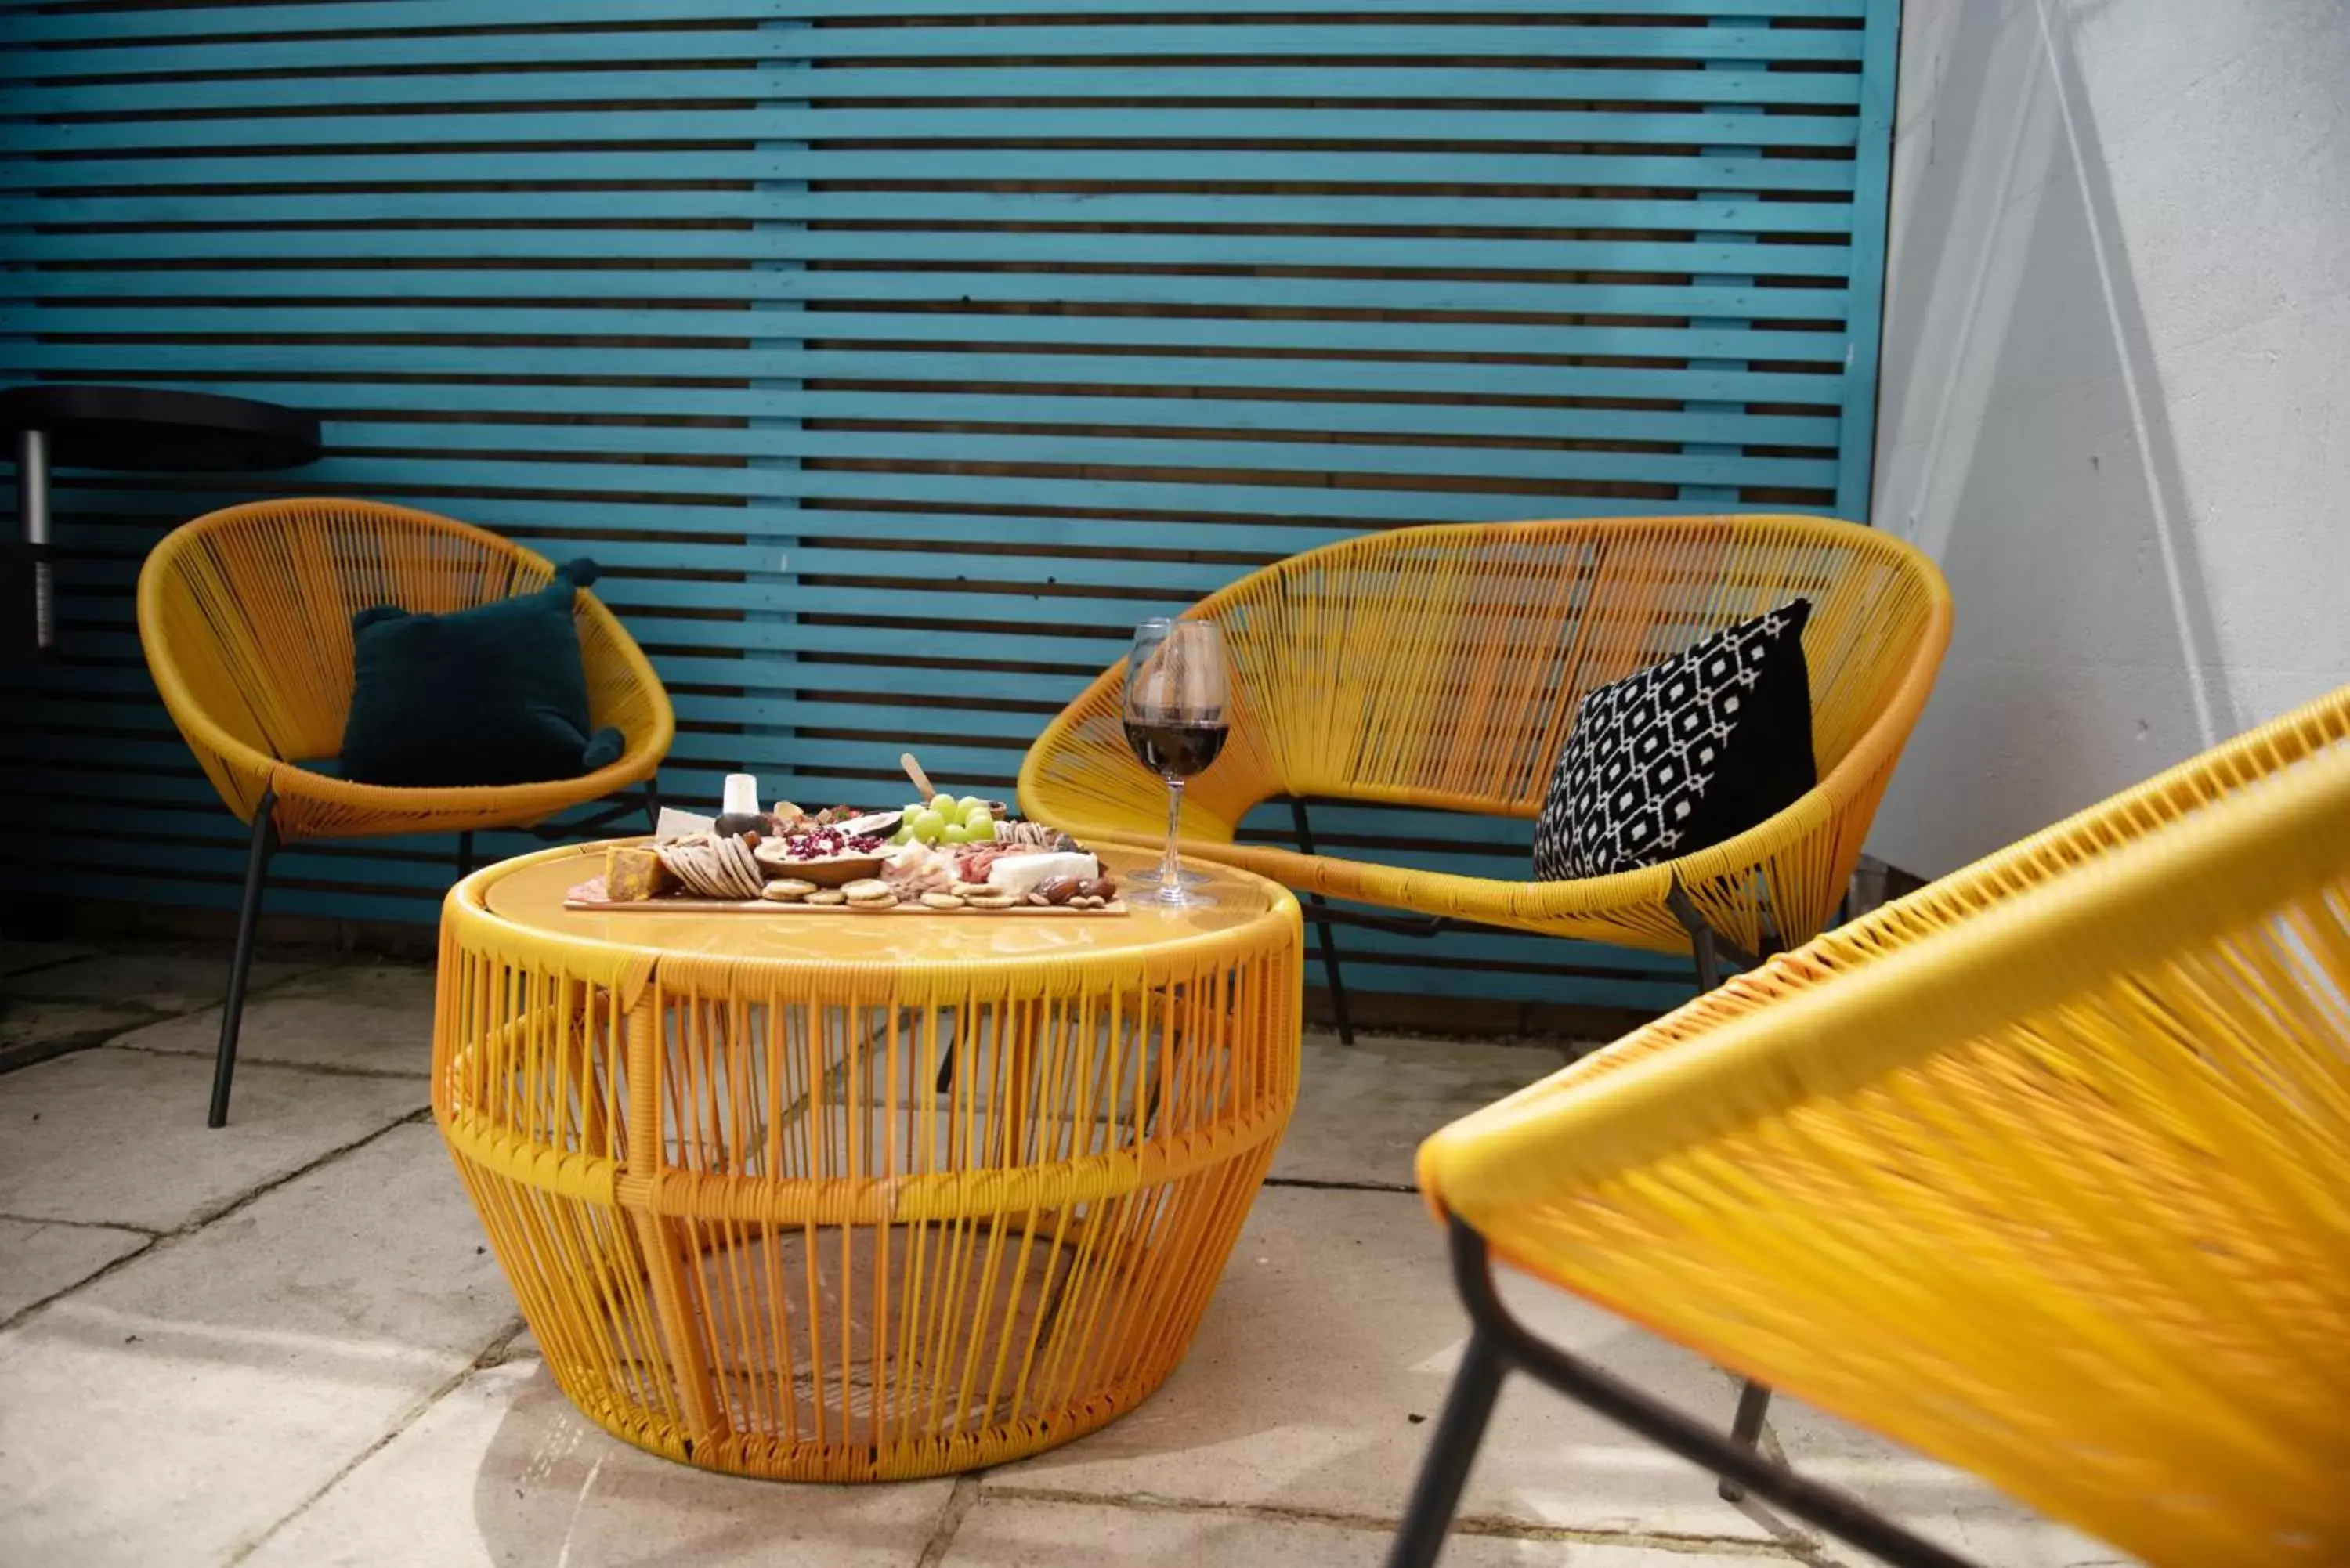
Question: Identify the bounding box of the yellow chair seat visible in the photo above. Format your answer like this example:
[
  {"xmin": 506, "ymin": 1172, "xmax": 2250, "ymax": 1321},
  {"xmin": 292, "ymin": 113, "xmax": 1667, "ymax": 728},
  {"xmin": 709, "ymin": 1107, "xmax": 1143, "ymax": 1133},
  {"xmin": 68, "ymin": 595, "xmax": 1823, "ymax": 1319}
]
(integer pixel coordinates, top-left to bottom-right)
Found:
[
  {"xmin": 1418, "ymin": 684, "xmax": 2350, "ymax": 1566},
  {"xmin": 139, "ymin": 497, "xmax": 673, "ymax": 843}
]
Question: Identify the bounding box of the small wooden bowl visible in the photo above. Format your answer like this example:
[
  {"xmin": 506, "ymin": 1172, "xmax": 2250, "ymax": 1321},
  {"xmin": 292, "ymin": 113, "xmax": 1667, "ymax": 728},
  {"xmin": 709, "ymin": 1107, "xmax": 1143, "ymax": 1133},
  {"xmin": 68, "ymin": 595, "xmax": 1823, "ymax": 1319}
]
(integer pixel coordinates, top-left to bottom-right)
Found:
[{"xmin": 752, "ymin": 844, "xmax": 888, "ymax": 888}]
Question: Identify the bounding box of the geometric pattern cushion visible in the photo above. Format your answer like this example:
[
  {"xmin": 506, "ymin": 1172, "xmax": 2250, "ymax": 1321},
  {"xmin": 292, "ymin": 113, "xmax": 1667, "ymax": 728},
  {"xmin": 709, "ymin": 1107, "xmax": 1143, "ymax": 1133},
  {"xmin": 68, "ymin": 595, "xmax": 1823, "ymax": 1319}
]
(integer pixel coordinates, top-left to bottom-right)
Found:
[{"xmin": 1533, "ymin": 598, "xmax": 1816, "ymax": 880}]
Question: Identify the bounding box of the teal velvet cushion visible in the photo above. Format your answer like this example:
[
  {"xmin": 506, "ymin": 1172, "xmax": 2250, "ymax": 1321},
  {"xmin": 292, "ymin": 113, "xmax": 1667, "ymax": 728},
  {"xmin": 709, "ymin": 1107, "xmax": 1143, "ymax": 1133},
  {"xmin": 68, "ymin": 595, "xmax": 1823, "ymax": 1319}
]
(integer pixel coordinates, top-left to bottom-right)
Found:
[{"xmin": 338, "ymin": 558, "xmax": 627, "ymax": 787}]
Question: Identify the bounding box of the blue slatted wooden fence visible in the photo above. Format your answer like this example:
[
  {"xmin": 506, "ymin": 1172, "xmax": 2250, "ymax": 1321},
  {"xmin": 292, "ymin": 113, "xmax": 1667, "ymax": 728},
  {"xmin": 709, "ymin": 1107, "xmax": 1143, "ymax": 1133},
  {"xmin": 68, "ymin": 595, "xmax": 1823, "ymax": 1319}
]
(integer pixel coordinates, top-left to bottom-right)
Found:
[{"xmin": 0, "ymin": 0, "xmax": 1899, "ymax": 1017}]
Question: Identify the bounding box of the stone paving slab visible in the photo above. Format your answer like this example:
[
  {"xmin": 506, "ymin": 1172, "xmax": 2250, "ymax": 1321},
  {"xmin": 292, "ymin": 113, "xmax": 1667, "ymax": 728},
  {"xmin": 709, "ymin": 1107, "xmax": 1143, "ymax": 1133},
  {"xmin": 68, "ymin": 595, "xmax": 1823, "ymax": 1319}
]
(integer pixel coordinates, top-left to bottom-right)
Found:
[
  {"xmin": 0, "ymin": 997, "xmax": 162, "ymax": 1075},
  {"xmin": 0, "ymin": 1124, "xmax": 515, "ymax": 1568},
  {"xmin": 0, "ymin": 945, "xmax": 2095, "ymax": 1567},
  {"xmin": 0, "ymin": 1048, "xmax": 427, "ymax": 1231},
  {"xmin": 1272, "ymin": 1031, "xmax": 1569, "ymax": 1189},
  {"xmin": 1766, "ymin": 1397, "xmax": 2138, "ymax": 1566},
  {"xmin": 0, "ymin": 1216, "xmax": 149, "ymax": 1324},
  {"xmin": 0, "ymin": 940, "xmax": 97, "ymax": 977},
  {"xmin": 994, "ymin": 1187, "xmax": 1774, "ymax": 1546},
  {"xmin": 249, "ymin": 1357, "xmax": 957, "ymax": 1568},
  {"xmin": 0, "ymin": 950, "xmax": 317, "ymax": 1012},
  {"xmin": 110, "ymin": 963, "xmax": 437, "ymax": 1078},
  {"xmin": 948, "ymin": 1494, "xmax": 1792, "ymax": 1566}
]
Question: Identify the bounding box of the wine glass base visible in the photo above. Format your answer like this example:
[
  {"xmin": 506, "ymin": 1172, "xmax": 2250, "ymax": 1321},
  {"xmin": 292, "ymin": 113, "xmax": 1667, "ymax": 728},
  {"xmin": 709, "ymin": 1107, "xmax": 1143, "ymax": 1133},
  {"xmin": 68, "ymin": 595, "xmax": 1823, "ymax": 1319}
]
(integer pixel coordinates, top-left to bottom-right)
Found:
[
  {"xmin": 1126, "ymin": 865, "xmax": 1211, "ymax": 889},
  {"xmin": 1138, "ymin": 883, "xmax": 1217, "ymax": 909}
]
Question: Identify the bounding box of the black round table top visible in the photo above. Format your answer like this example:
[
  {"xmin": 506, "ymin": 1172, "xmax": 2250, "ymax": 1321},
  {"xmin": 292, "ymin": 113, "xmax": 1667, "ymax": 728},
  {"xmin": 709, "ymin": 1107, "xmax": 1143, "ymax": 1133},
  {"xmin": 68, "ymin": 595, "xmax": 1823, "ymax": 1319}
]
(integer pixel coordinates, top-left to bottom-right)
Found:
[{"xmin": 1, "ymin": 383, "xmax": 320, "ymax": 473}]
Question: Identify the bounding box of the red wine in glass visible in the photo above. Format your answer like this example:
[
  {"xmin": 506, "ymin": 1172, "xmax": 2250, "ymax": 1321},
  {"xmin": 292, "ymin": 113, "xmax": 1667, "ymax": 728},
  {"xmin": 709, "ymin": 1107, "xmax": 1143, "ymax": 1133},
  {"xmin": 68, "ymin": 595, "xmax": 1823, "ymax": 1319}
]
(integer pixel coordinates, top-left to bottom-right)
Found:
[
  {"xmin": 1122, "ymin": 619, "xmax": 1230, "ymax": 906},
  {"xmin": 1122, "ymin": 718, "xmax": 1229, "ymax": 780}
]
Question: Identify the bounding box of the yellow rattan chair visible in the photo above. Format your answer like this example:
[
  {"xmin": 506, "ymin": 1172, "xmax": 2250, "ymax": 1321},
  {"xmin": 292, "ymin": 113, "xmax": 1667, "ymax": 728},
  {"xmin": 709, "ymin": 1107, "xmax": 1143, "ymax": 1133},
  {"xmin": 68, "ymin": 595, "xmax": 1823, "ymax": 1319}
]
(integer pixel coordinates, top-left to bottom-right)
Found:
[
  {"xmin": 139, "ymin": 497, "xmax": 674, "ymax": 1128},
  {"xmin": 1020, "ymin": 515, "xmax": 1951, "ymax": 1037},
  {"xmin": 1390, "ymin": 684, "xmax": 2350, "ymax": 1568}
]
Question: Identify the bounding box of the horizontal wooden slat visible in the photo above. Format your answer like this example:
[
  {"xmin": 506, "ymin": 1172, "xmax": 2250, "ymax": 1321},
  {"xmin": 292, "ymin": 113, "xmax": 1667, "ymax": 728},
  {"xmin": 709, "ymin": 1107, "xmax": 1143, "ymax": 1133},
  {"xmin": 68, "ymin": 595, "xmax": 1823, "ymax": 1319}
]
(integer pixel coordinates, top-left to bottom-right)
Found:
[
  {"xmin": 53, "ymin": 463, "xmax": 1744, "ymax": 534},
  {"xmin": 7, "ymin": 107, "xmax": 1865, "ymax": 154},
  {"xmin": 0, "ymin": 149, "xmax": 1863, "ymax": 193},
  {"xmin": 0, "ymin": 66, "xmax": 1862, "ymax": 117},
  {"xmin": 3, "ymin": 190, "xmax": 1854, "ymax": 235},
  {"xmin": 8, "ymin": 23, "xmax": 1863, "ymax": 76},
  {"xmin": 0, "ymin": 0, "xmax": 1866, "ymax": 45},
  {"xmin": 304, "ymin": 425, "xmax": 1842, "ymax": 490},
  {"xmin": 23, "ymin": 380, "xmax": 1843, "ymax": 449},
  {"xmin": 13, "ymin": 346, "xmax": 1842, "ymax": 404},
  {"xmin": 8, "ymin": 230, "xmax": 1853, "ymax": 279},
  {"xmin": 2, "ymin": 273, "xmax": 1856, "ymax": 331},
  {"xmin": 3, "ymin": 305, "xmax": 1848, "ymax": 364}
]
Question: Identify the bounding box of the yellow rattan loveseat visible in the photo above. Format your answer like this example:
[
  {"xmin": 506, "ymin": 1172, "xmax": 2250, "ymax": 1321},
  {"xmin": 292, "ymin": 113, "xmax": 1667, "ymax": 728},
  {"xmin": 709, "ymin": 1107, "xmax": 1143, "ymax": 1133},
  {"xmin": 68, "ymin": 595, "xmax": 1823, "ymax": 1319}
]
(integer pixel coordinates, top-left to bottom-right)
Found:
[
  {"xmin": 1392, "ymin": 684, "xmax": 2350, "ymax": 1568},
  {"xmin": 1021, "ymin": 515, "xmax": 1951, "ymax": 1006},
  {"xmin": 139, "ymin": 497, "xmax": 674, "ymax": 1127}
]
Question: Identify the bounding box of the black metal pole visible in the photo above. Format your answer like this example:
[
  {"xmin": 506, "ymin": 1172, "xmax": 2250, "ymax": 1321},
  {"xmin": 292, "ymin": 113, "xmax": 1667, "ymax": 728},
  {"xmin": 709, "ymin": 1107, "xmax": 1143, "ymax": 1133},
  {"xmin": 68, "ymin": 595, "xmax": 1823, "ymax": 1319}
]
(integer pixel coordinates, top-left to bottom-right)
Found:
[
  {"xmin": 1432, "ymin": 1219, "xmax": 1978, "ymax": 1568},
  {"xmin": 16, "ymin": 427, "xmax": 53, "ymax": 654},
  {"xmin": 208, "ymin": 789, "xmax": 278, "ymax": 1129},
  {"xmin": 455, "ymin": 829, "xmax": 475, "ymax": 880},
  {"xmin": 1719, "ymin": 1379, "xmax": 1777, "ymax": 1502},
  {"xmin": 1289, "ymin": 798, "xmax": 1356, "ymax": 1044},
  {"xmin": 1386, "ymin": 1328, "xmax": 1508, "ymax": 1568}
]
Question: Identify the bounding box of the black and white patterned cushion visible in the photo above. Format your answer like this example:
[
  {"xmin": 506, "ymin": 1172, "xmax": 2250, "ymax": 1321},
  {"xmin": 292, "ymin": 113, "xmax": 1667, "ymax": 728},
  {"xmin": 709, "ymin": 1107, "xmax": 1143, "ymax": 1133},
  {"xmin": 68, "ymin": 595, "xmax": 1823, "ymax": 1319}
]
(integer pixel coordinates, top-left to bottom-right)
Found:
[{"xmin": 1532, "ymin": 600, "xmax": 1816, "ymax": 880}]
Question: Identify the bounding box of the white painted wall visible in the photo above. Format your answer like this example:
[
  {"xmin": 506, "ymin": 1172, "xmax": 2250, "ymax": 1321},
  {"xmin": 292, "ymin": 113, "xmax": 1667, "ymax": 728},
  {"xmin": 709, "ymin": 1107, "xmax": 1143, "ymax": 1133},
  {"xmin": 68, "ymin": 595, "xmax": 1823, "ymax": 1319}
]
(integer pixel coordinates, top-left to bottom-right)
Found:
[{"xmin": 1866, "ymin": 0, "xmax": 2350, "ymax": 876}]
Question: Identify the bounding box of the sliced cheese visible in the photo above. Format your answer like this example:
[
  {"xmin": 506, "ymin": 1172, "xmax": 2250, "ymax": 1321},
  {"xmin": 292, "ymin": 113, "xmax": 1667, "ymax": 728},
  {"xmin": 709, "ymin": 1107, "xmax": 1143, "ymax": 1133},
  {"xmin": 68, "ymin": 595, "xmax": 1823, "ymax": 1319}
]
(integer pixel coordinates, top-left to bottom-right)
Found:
[{"xmin": 984, "ymin": 851, "xmax": 1098, "ymax": 898}]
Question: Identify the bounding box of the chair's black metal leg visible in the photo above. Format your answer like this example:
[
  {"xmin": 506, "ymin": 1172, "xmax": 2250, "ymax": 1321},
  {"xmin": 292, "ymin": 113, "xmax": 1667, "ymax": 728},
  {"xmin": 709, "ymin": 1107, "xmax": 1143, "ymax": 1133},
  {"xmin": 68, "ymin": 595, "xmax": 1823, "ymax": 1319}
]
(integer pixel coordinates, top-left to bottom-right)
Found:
[
  {"xmin": 642, "ymin": 776, "xmax": 661, "ymax": 833},
  {"xmin": 1689, "ymin": 918, "xmax": 1722, "ymax": 993},
  {"xmin": 1718, "ymin": 1379, "xmax": 1776, "ymax": 1501},
  {"xmin": 1422, "ymin": 1216, "xmax": 1977, "ymax": 1568},
  {"xmin": 1290, "ymin": 799, "xmax": 1355, "ymax": 1045},
  {"xmin": 456, "ymin": 829, "xmax": 475, "ymax": 880},
  {"xmin": 1387, "ymin": 1328, "xmax": 1508, "ymax": 1568},
  {"xmin": 209, "ymin": 791, "xmax": 278, "ymax": 1129}
]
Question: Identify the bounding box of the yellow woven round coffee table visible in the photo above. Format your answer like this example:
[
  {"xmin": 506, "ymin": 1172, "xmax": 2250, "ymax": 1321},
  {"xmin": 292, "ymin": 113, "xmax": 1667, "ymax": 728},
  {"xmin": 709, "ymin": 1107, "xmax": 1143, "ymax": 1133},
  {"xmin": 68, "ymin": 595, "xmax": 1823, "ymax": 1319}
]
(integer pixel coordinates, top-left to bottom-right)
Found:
[{"xmin": 433, "ymin": 840, "xmax": 1301, "ymax": 1481}]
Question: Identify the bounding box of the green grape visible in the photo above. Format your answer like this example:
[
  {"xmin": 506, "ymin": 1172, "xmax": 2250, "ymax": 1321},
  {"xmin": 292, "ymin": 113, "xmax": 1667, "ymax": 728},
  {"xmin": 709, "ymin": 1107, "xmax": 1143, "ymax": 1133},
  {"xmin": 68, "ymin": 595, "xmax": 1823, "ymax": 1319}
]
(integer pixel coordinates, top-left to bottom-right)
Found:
[
  {"xmin": 889, "ymin": 826, "xmax": 913, "ymax": 846},
  {"xmin": 957, "ymin": 795, "xmax": 986, "ymax": 816},
  {"xmin": 910, "ymin": 809, "xmax": 946, "ymax": 840},
  {"xmin": 930, "ymin": 793, "xmax": 956, "ymax": 815},
  {"xmin": 902, "ymin": 801, "xmax": 926, "ymax": 821},
  {"xmin": 940, "ymin": 822, "xmax": 978, "ymax": 844}
]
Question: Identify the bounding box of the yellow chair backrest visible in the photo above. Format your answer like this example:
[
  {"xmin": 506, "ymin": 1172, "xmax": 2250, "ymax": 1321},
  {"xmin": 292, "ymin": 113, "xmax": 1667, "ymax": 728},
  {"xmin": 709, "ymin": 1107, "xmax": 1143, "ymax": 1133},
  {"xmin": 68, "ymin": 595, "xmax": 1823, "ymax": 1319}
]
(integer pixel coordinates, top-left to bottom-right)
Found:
[
  {"xmin": 1175, "ymin": 515, "xmax": 1946, "ymax": 821},
  {"xmin": 141, "ymin": 499, "xmax": 551, "ymax": 767},
  {"xmin": 141, "ymin": 498, "xmax": 672, "ymax": 836}
]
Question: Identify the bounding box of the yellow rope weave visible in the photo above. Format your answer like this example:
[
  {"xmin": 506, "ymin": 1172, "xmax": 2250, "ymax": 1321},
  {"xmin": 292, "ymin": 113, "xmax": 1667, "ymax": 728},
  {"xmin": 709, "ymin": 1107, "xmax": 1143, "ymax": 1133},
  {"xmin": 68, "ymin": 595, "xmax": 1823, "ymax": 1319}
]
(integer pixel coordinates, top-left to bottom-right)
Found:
[
  {"xmin": 1018, "ymin": 515, "xmax": 1950, "ymax": 956},
  {"xmin": 1419, "ymin": 684, "xmax": 2350, "ymax": 1566},
  {"xmin": 434, "ymin": 844, "xmax": 1303, "ymax": 1480},
  {"xmin": 137, "ymin": 497, "xmax": 673, "ymax": 842}
]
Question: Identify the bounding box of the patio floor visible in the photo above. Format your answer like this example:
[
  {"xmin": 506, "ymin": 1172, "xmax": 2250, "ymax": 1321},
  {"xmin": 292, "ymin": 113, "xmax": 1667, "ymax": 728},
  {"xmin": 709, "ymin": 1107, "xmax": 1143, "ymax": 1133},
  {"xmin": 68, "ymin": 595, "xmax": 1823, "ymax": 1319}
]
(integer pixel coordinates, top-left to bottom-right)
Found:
[{"xmin": 0, "ymin": 939, "xmax": 2128, "ymax": 1568}]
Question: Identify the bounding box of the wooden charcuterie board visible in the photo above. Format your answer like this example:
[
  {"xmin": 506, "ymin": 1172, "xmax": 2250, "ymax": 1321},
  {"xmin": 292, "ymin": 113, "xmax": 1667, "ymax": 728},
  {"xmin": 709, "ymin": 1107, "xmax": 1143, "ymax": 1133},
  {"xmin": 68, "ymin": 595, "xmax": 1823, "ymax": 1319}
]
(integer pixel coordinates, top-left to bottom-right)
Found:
[{"xmin": 564, "ymin": 879, "xmax": 1127, "ymax": 916}]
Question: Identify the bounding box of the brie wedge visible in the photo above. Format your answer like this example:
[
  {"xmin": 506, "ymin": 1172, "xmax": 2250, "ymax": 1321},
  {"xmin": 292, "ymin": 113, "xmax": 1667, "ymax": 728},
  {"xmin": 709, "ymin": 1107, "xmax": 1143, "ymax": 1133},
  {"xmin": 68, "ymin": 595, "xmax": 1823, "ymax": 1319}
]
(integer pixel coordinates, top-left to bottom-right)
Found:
[{"xmin": 984, "ymin": 851, "xmax": 1098, "ymax": 898}]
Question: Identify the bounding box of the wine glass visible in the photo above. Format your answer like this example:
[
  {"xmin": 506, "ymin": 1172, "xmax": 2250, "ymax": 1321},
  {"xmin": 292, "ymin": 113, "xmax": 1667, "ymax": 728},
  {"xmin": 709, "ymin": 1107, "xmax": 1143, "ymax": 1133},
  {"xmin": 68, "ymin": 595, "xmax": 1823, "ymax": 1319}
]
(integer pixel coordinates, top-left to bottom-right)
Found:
[{"xmin": 1122, "ymin": 618, "xmax": 1230, "ymax": 908}]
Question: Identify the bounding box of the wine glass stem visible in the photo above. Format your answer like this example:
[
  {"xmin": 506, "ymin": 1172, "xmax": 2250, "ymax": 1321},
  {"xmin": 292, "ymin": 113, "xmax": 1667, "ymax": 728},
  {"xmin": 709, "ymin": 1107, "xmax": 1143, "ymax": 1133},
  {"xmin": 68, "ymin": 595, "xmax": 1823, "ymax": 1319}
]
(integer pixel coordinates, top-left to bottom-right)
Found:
[{"xmin": 1161, "ymin": 776, "xmax": 1186, "ymax": 890}]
